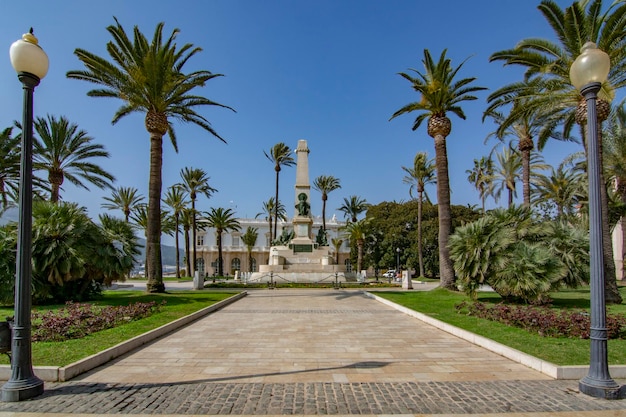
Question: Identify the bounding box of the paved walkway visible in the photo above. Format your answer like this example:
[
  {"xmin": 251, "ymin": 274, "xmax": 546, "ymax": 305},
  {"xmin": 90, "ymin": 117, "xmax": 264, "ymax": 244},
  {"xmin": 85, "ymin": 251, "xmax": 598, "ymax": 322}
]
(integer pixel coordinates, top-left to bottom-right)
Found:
[{"xmin": 1, "ymin": 287, "xmax": 626, "ymax": 416}]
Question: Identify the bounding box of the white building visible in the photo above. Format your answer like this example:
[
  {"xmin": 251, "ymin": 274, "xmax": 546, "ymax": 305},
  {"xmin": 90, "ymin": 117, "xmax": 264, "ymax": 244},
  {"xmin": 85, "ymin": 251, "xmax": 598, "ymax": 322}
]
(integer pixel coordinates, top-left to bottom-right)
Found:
[{"xmin": 194, "ymin": 214, "xmax": 351, "ymax": 276}]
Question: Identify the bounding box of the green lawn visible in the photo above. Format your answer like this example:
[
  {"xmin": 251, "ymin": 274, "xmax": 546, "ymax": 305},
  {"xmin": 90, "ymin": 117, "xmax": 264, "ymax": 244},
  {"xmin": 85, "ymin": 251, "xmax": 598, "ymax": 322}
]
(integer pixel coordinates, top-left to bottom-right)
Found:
[
  {"xmin": 373, "ymin": 287, "xmax": 626, "ymax": 366},
  {"xmin": 0, "ymin": 291, "xmax": 236, "ymax": 367}
]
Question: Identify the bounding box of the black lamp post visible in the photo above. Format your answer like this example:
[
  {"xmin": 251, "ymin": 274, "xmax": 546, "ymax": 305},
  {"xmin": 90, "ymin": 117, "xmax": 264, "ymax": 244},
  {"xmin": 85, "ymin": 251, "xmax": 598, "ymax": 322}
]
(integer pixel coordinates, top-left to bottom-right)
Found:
[
  {"xmin": 570, "ymin": 41, "xmax": 625, "ymax": 400},
  {"xmin": 2, "ymin": 29, "xmax": 48, "ymax": 402},
  {"xmin": 396, "ymin": 247, "xmax": 400, "ymax": 280}
]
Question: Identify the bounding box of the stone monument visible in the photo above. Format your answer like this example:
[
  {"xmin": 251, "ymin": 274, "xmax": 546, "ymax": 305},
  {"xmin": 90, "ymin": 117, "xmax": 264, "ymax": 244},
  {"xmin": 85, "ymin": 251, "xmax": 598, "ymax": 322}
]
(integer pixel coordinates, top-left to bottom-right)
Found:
[{"xmin": 250, "ymin": 139, "xmax": 350, "ymax": 283}]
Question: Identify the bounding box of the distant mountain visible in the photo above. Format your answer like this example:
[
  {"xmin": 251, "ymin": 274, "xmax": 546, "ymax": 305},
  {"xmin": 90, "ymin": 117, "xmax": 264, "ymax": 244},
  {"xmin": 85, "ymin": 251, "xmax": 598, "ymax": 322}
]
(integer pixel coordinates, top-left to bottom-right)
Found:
[{"xmin": 134, "ymin": 238, "xmax": 184, "ymax": 267}]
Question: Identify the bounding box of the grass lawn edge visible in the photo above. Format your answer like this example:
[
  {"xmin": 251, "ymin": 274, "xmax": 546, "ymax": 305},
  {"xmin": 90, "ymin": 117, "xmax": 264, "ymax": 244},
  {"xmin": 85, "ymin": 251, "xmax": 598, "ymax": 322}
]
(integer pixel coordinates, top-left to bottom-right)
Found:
[
  {"xmin": 0, "ymin": 291, "xmax": 247, "ymax": 382},
  {"xmin": 364, "ymin": 291, "xmax": 626, "ymax": 380}
]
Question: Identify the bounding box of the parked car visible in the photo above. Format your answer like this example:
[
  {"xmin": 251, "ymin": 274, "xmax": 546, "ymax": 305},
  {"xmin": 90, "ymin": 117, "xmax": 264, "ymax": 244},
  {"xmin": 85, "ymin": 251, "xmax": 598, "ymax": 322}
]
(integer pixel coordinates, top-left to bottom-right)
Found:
[{"xmin": 382, "ymin": 270, "xmax": 396, "ymax": 278}]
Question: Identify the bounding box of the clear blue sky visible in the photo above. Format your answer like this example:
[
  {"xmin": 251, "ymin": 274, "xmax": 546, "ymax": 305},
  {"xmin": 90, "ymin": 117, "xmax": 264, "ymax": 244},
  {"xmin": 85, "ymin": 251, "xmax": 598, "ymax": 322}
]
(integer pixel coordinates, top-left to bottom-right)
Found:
[{"xmin": 1, "ymin": 0, "xmax": 582, "ymax": 243}]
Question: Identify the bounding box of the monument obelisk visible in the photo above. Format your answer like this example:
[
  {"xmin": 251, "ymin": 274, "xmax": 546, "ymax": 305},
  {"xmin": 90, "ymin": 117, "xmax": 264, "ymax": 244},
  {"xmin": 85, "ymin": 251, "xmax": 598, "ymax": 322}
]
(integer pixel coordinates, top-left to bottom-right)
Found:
[{"xmin": 291, "ymin": 140, "xmax": 314, "ymax": 249}]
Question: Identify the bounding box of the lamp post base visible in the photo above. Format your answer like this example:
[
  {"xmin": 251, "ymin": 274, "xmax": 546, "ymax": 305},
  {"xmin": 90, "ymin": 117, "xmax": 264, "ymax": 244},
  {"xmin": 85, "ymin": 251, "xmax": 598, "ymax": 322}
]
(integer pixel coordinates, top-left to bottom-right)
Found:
[
  {"xmin": 579, "ymin": 377, "xmax": 626, "ymax": 400},
  {"xmin": 1, "ymin": 376, "xmax": 44, "ymax": 402}
]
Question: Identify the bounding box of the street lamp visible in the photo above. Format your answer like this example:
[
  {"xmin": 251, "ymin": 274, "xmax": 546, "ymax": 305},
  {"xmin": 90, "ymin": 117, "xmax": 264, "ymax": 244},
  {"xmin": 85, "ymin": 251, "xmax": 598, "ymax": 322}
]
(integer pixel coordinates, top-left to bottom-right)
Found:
[
  {"xmin": 396, "ymin": 247, "xmax": 400, "ymax": 281},
  {"xmin": 2, "ymin": 29, "xmax": 48, "ymax": 402},
  {"xmin": 570, "ymin": 41, "xmax": 625, "ymax": 399}
]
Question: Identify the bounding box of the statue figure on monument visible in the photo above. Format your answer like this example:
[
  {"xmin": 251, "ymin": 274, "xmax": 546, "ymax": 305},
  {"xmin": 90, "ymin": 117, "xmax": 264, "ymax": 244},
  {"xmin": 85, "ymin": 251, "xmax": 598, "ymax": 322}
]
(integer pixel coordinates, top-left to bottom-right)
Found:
[{"xmin": 295, "ymin": 192, "xmax": 310, "ymax": 216}]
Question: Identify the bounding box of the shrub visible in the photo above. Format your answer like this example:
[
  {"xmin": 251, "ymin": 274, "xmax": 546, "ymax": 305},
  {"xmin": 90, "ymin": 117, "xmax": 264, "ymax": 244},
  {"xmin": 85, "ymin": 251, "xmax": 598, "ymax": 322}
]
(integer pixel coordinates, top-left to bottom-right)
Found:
[
  {"xmin": 31, "ymin": 300, "xmax": 165, "ymax": 342},
  {"xmin": 456, "ymin": 301, "xmax": 626, "ymax": 339}
]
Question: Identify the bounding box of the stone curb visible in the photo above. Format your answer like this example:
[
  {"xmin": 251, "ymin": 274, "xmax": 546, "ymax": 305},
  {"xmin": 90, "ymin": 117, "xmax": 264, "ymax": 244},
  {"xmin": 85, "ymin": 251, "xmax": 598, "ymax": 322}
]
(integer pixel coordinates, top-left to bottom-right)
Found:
[
  {"xmin": 0, "ymin": 291, "xmax": 247, "ymax": 382},
  {"xmin": 365, "ymin": 291, "xmax": 626, "ymax": 380}
]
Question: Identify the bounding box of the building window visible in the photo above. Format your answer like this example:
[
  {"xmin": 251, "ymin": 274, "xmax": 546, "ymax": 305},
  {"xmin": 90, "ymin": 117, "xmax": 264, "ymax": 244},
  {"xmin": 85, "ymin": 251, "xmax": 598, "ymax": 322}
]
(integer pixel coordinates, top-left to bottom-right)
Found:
[
  {"xmin": 251, "ymin": 258, "xmax": 257, "ymax": 272},
  {"xmin": 232, "ymin": 235, "xmax": 240, "ymax": 247},
  {"xmin": 197, "ymin": 235, "xmax": 204, "ymax": 246},
  {"xmin": 344, "ymin": 259, "xmax": 352, "ymax": 272},
  {"xmin": 196, "ymin": 258, "xmax": 205, "ymax": 275},
  {"xmin": 265, "ymin": 234, "xmax": 271, "ymax": 247},
  {"xmin": 231, "ymin": 258, "xmax": 241, "ymax": 274}
]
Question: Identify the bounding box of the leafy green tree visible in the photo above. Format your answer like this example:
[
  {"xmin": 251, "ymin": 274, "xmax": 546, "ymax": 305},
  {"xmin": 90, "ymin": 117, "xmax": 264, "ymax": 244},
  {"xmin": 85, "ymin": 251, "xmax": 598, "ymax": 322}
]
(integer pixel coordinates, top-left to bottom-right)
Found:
[
  {"xmin": 331, "ymin": 237, "xmax": 343, "ymax": 265},
  {"xmin": 0, "ymin": 223, "xmax": 17, "ymax": 304},
  {"xmin": 491, "ymin": 146, "xmax": 522, "ymax": 207},
  {"xmin": 402, "ymin": 152, "xmax": 436, "ymax": 277},
  {"xmin": 205, "ymin": 207, "xmax": 241, "ymax": 276},
  {"xmin": 490, "ymin": 0, "xmax": 626, "ymax": 303},
  {"xmin": 338, "ymin": 195, "xmax": 369, "ymax": 223},
  {"xmin": 102, "ymin": 186, "xmax": 145, "ymax": 222},
  {"xmin": 390, "ymin": 48, "xmax": 486, "ymax": 289},
  {"xmin": 33, "ymin": 115, "xmax": 115, "ymax": 203},
  {"xmin": 532, "ymin": 161, "xmax": 586, "ymax": 218},
  {"xmin": 163, "ymin": 185, "xmax": 188, "ymax": 278},
  {"xmin": 178, "ymin": 167, "xmax": 216, "ymax": 275},
  {"xmin": 264, "ymin": 143, "xmax": 295, "ymax": 241},
  {"xmin": 241, "ymin": 227, "xmax": 258, "ymax": 272},
  {"xmin": 466, "ymin": 156, "xmax": 494, "ymax": 213},
  {"xmin": 67, "ymin": 18, "xmax": 234, "ymax": 293},
  {"xmin": 313, "ymin": 175, "xmax": 341, "ymax": 234}
]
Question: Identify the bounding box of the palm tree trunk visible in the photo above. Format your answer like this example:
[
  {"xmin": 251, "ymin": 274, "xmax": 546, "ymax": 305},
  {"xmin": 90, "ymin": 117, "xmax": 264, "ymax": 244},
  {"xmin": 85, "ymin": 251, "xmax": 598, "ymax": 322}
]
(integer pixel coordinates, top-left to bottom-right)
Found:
[
  {"xmin": 217, "ymin": 231, "xmax": 223, "ymax": 276},
  {"xmin": 434, "ymin": 134, "xmax": 455, "ymax": 289},
  {"xmin": 598, "ymin": 127, "xmax": 622, "ymax": 304},
  {"xmin": 146, "ymin": 134, "xmax": 164, "ymax": 293},
  {"xmin": 191, "ymin": 198, "xmax": 197, "ymax": 276},
  {"xmin": 356, "ymin": 240, "xmax": 363, "ymax": 273},
  {"xmin": 322, "ymin": 195, "xmax": 327, "ymax": 231},
  {"xmin": 519, "ymin": 138, "xmax": 532, "ymax": 208},
  {"xmin": 174, "ymin": 215, "xmax": 181, "ymax": 279},
  {"xmin": 274, "ymin": 168, "xmax": 280, "ymax": 242},
  {"xmin": 417, "ymin": 191, "xmax": 425, "ymax": 278},
  {"xmin": 184, "ymin": 226, "xmax": 191, "ymax": 277}
]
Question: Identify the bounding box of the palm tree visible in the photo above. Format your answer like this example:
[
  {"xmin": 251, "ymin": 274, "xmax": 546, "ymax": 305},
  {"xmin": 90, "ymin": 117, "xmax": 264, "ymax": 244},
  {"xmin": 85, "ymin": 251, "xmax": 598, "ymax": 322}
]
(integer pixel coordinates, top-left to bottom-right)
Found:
[
  {"xmin": 33, "ymin": 114, "xmax": 115, "ymax": 203},
  {"xmin": 484, "ymin": 84, "xmax": 566, "ymax": 208},
  {"xmin": 180, "ymin": 207, "xmax": 194, "ymax": 277},
  {"xmin": 402, "ymin": 152, "xmax": 436, "ymax": 278},
  {"xmin": 67, "ymin": 18, "xmax": 234, "ymax": 293},
  {"xmin": 241, "ymin": 227, "xmax": 259, "ymax": 272},
  {"xmin": 390, "ymin": 48, "xmax": 486, "ymax": 290},
  {"xmin": 466, "ymin": 156, "xmax": 494, "ymax": 213},
  {"xmin": 490, "ymin": 0, "xmax": 626, "ymax": 303},
  {"xmin": 256, "ymin": 197, "xmax": 286, "ymax": 244},
  {"xmin": 532, "ymin": 162, "xmax": 586, "ymax": 218},
  {"xmin": 331, "ymin": 237, "xmax": 343, "ymax": 265},
  {"xmin": 205, "ymin": 207, "xmax": 241, "ymax": 276},
  {"xmin": 491, "ymin": 147, "xmax": 522, "ymax": 208},
  {"xmin": 163, "ymin": 185, "xmax": 188, "ymax": 279},
  {"xmin": 313, "ymin": 175, "xmax": 341, "ymax": 233},
  {"xmin": 342, "ymin": 219, "xmax": 369, "ymax": 275},
  {"xmin": 264, "ymin": 143, "xmax": 295, "ymax": 240},
  {"xmin": 0, "ymin": 126, "xmax": 21, "ymax": 211},
  {"xmin": 338, "ymin": 195, "xmax": 369, "ymax": 223},
  {"xmin": 102, "ymin": 186, "xmax": 145, "ymax": 222},
  {"xmin": 178, "ymin": 167, "xmax": 217, "ymax": 276},
  {"xmin": 604, "ymin": 104, "xmax": 626, "ymax": 280}
]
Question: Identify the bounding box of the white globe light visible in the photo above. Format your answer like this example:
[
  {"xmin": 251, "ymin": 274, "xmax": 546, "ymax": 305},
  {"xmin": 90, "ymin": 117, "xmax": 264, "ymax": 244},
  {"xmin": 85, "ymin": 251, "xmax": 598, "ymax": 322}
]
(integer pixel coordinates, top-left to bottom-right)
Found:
[
  {"xmin": 9, "ymin": 30, "xmax": 49, "ymax": 80},
  {"xmin": 570, "ymin": 41, "xmax": 610, "ymax": 90}
]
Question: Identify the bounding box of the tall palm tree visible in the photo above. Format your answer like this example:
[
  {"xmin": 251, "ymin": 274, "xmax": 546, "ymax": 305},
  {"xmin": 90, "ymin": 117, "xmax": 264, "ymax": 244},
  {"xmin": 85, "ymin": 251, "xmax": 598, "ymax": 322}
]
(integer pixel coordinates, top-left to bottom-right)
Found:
[
  {"xmin": 466, "ymin": 156, "xmax": 494, "ymax": 213},
  {"xmin": 241, "ymin": 227, "xmax": 259, "ymax": 272},
  {"xmin": 490, "ymin": 0, "xmax": 626, "ymax": 303},
  {"xmin": 67, "ymin": 18, "xmax": 234, "ymax": 293},
  {"xmin": 483, "ymin": 94, "xmax": 564, "ymax": 207},
  {"xmin": 178, "ymin": 167, "xmax": 217, "ymax": 276},
  {"xmin": 33, "ymin": 114, "xmax": 115, "ymax": 203},
  {"xmin": 205, "ymin": 207, "xmax": 241, "ymax": 276},
  {"xmin": 163, "ymin": 185, "xmax": 188, "ymax": 279},
  {"xmin": 342, "ymin": 219, "xmax": 369, "ymax": 275},
  {"xmin": 604, "ymin": 103, "xmax": 626, "ymax": 280},
  {"xmin": 338, "ymin": 195, "xmax": 369, "ymax": 223},
  {"xmin": 180, "ymin": 207, "xmax": 194, "ymax": 277},
  {"xmin": 264, "ymin": 143, "xmax": 295, "ymax": 240},
  {"xmin": 390, "ymin": 48, "xmax": 486, "ymax": 290},
  {"xmin": 402, "ymin": 152, "xmax": 436, "ymax": 278},
  {"xmin": 313, "ymin": 175, "xmax": 341, "ymax": 233},
  {"xmin": 256, "ymin": 197, "xmax": 286, "ymax": 244},
  {"xmin": 331, "ymin": 237, "xmax": 343, "ymax": 265},
  {"xmin": 102, "ymin": 186, "xmax": 145, "ymax": 222}
]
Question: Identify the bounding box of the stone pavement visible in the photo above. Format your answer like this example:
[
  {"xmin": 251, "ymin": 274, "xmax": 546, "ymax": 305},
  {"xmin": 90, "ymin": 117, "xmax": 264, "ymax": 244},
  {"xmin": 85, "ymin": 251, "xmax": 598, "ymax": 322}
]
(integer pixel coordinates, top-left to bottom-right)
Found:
[{"xmin": 0, "ymin": 288, "xmax": 626, "ymax": 416}]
